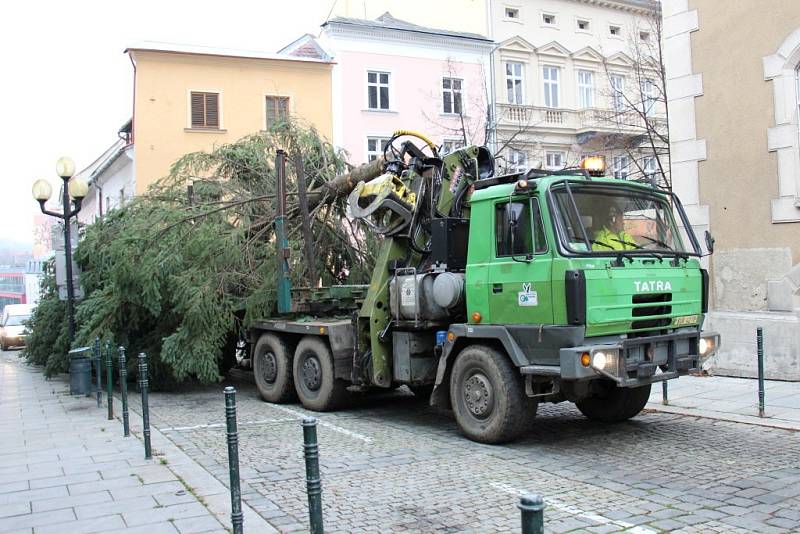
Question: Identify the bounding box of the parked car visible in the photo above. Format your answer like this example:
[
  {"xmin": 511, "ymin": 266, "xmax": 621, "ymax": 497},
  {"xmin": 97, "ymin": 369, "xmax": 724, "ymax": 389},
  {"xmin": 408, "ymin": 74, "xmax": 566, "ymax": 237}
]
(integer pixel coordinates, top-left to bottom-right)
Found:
[{"xmin": 1, "ymin": 304, "xmax": 35, "ymax": 350}]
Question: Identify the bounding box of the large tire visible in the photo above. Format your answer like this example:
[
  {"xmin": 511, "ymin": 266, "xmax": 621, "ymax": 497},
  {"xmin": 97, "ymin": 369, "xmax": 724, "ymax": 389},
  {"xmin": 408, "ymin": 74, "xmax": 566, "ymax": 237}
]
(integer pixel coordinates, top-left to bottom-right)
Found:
[
  {"xmin": 253, "ymin": 333, "xmax": 295, "ymax": 403},
  {"xmin": 576, "ymin": 382, "xmax": 652, "ymax": 422},
  {"xmin": 292, "ymin": 336, "xmax": 347, "ymax": 411},
  {"xmin": 450, "ymin": 345, "xmax": 537, "ymax": 444}
]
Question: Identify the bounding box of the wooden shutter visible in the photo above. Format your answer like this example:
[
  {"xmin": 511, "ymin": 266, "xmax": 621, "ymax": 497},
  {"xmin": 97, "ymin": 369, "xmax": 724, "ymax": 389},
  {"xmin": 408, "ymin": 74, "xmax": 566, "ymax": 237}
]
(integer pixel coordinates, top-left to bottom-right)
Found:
[{"xmin": 190, "ymin": 91, "xmax": 219, "ymax": 128}]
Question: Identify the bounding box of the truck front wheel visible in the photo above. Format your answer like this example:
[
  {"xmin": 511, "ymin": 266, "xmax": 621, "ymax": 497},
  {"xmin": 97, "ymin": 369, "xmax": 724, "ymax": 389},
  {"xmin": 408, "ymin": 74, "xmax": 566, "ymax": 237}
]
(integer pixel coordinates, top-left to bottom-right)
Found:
[
  {"xmin": 293, "ymin": 336, "xmax": 347, "ymax": 411},
  {"xmin": 253, "ymin": 333, "xmax": 295, "ymax": 403},
  {"xmin": 450, "ymin": 345, "xmax": 537, "ymax": 444},
  {"xmin": 576, "ymin": 382, "xmax": 652, "ymax": 422}
]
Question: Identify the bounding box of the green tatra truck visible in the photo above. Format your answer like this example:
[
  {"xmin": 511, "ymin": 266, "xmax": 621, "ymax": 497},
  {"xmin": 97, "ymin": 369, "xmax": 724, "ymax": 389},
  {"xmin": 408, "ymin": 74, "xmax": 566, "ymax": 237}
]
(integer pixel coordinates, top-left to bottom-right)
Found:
[{"xmin": 247, "ymin": 131, "xmax": 720, "ymax": 444}]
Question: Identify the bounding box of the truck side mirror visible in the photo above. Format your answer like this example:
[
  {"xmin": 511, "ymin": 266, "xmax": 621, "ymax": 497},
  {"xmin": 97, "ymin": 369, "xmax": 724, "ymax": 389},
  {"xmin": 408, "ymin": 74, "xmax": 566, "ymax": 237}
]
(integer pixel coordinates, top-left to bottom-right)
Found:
[{"xmin": 704, "ymin": 230, "xmax": 715, "ymax": 254}]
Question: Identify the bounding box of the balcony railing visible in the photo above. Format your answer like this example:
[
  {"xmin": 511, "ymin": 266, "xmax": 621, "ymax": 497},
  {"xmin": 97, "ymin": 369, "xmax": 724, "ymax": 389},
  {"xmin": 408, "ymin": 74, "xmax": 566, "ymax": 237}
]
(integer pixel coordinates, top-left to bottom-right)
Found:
[{"xmin": 497, "ymin": 104, "xmax": 665, "ymax": 134}]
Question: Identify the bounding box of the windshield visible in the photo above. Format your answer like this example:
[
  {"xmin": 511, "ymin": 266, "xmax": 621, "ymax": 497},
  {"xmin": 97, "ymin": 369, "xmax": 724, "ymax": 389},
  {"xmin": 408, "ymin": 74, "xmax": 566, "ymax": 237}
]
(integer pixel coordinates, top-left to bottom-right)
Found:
[
  {"xmin": 551, "ymin": 183, "xmax": 694, "ymax": 255},
  {"xmin": 4, "ymin": 315, "xmax": 29, "ymax": 327}
]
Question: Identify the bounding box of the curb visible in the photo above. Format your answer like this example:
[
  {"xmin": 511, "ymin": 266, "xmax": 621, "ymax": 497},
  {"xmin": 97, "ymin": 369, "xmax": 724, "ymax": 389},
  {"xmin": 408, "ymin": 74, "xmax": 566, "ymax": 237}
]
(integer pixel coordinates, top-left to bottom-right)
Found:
[{"xmin": 645, "ymin": 402, "xmax": 800, "ymax": 432}]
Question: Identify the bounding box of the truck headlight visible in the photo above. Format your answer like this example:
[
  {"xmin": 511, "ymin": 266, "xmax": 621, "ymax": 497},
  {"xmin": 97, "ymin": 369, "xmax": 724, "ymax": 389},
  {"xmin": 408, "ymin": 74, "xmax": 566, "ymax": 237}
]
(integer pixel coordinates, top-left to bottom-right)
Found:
[
  {"xmin": 699, "ymin": 333, "xmax": 720, "ymax": 359},
  {"xmin": 590, "ymin": 348, "xmax": 620, "ymax": 375}
]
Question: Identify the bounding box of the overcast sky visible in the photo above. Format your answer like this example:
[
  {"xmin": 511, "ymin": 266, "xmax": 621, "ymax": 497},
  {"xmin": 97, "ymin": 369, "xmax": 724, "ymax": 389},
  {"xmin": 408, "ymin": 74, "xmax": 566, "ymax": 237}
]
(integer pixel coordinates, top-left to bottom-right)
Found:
[{"xmin": 0, "ymin": 0, "xmax": 335, "ymax": 248}]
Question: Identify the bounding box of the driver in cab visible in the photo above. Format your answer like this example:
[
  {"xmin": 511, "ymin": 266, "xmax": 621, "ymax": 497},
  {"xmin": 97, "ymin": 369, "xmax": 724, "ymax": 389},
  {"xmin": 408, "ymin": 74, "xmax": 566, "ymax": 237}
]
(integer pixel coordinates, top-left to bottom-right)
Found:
[{"xmin": 593, "ymin": 204, "xmax": 638, "ymax": 251}]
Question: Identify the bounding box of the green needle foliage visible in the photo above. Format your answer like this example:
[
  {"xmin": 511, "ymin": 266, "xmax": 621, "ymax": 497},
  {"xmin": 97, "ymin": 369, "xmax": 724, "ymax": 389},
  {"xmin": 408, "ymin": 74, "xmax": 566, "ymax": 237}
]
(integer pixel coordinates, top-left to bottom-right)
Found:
[{"xmin": 24, "ymin": 122, "xmax": 377, "ymax": 387}]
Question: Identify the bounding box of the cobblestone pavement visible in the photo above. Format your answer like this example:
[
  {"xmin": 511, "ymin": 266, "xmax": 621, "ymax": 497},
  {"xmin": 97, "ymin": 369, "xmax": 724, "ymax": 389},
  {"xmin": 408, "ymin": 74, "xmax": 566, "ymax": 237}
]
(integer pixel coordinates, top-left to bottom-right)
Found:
[{"xmin": 125, "ymin": 375, "xmax": 800, "ymax": 534}]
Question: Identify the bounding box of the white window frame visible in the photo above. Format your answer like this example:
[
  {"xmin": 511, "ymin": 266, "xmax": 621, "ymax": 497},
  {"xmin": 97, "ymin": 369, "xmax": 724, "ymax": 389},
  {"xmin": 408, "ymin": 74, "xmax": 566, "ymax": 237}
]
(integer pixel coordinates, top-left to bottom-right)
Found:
[
  {"xmin": 577, "ymin": 70, "xmax": 594, "ymax": 109},
  {"xmin": 366, "ymin": 136, "xmax": 392, "ymax": 162},
  {"xmin": 442, "ymin": 77, "xmax": 464, "ymax": 115},
  {"xmin": 610, "ymin": 74, "xmax": 625, "ymax": 111},
  {"xmin": 641, "ymin": 78, "xmax": 655, "ymax": 116},
  {"xmin": 639, "ymin": 30, "xmax": 651, "ymax": 42},
  {"xmin": 576, "ymin": 18, "xmax": 591, "ymax": 33},
  {"xmin": 540, "ymin": 11, "xmax": 557, "ymax": 27},
  {"xmin": 504, "ymin": 6, "xmax": 521, "ymax": 22},
  {"xmin": 441, "ymin": 138, "xmax": 464, "ymax": 155},
  {"xmin": 613, "ymin": 155, "xmax": 630, "ymax": 179},
  {"xmin": 542, "ymin": 65, "xmax": 560, "ymax": 108},
  {"xmin": 608, "ymin": 24, "xmax": 622, "ymax": 38},
  {"xmin": 366, "ymin": 70, "xmax": 391, "ymax": 111},
  {"xmin": 508, "ymin": 149, "xmax": 527, "ymax": 173},
  {"xmin": 505, "ymin": 61, "xmax": 525, "ymax": 105},
  {"xmin": 643, "ymin": 156, "xmax": 657, "ymax": 177},
  {"xmin": 545, "ymin": 151, "xmax": 565, "ymax": 170}
]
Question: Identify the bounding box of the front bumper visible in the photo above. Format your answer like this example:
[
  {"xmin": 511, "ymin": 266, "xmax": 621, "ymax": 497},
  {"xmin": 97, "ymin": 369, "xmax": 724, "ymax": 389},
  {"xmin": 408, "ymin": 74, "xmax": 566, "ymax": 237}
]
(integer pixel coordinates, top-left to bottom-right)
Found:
[
  {"xmin": 2, "ymin": 335, "xmax": 25, "ymax": 348},
  {"xmin": 560, "ymin": 330, "xmax": 720, "ymax": 387}
]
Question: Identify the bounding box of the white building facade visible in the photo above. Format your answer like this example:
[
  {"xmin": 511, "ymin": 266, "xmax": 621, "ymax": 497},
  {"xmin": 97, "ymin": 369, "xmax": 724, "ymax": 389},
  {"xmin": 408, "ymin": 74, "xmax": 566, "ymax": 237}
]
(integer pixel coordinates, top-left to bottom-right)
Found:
[{"xmin": 488, "ymin": 0, "xmax": 663, "ymax": 177}]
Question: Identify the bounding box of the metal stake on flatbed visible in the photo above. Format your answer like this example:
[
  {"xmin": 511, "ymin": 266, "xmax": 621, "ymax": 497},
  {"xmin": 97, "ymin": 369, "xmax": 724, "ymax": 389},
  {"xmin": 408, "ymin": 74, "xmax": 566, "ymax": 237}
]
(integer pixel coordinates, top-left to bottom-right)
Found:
[
  {"xmin": 275, "ymin": 149, "xmax": 292, "ymax": 314},
  {"xmin": 294, "ymin": 152, "xmax": 317, "ymax": 287}
]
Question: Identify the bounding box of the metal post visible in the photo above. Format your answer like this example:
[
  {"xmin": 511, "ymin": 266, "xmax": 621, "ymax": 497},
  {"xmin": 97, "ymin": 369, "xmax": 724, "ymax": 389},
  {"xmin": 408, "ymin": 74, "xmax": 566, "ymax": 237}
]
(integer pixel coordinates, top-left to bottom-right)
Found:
[
  {"xmin": 302, "ymin": 417, "xmax": 324, "ymax": 534},
  {"xmin": 275, "ymin": 149, "xmax": 292, "ymax": 314},
  {"xmin": 94, "ymin": 337, "xmax": 102, "ymax": 408},
  {"xmin": 661, "ymin": 381, "xmax": 668, "ymax": 405},
  {"xmin": 118, "ymin": 347, "xmax": 130, "ymax": 437},
  {"xmin": 105, "ymin": 341, "xmax": 114, "ymax": 420},
  {"xmin": 757, "ymin": 327, "xmax": 765, "ymax": 417},
  {"xmin": 519, "ymin": 493, "xmax": 545, "ymax": 534},
  {"xmin": 224, "ymin": 387, "xmax": 244, "ymax": 534},
  {"xmin": 138, "ymin": 353, "xmax": 152, "ymax": 459},
  {"xmin": 62, "ymin": 178, "xmax": 76, "ymax": 343}
]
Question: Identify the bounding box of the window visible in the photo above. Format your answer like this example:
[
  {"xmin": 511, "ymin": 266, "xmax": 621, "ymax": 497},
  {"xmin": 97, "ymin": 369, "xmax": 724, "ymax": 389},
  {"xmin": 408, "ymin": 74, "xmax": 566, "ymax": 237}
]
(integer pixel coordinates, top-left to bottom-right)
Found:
[
  {"xmin": 542, "ymin": 66, "xmax": 559, "ymax": 108},
  {"xmin": 266, "ymin": 96, "xmax": 290, "ymax": 128},
  {"xmin": 508, "ymin": 149, "xmax": 527, "ymax": 173},
  {"xmin": 505, "ymin": 62, "xmax": 524, "ymax": 105},
  {"xmin": 577, "ymin": 70, "xmax": 594, "ymax": 108},
  {"xmin": 542, "ymin": 13, "xmax": 556, "ymax": 25},
  {"xmin": 441, "ymin": 139, "xmax": 463, "ymax": 154},
  {"xmin": 639, "ymin": 31, "xmax": 651, "ymax": 42},
  {"xmin": 609, "ymin": 25, "xmax": 621, "ymax": 36},
  {"xmin": 641, "ymin": 79, "xmax": 655, "ymax": 116},
  {"xmin": 367, "ymin": 71, "xmax": 390, "ymax": 110},
  {"xmin": 610, "ymin": 75, "xmax": 625, "ymax": 111},
  {"xmin": 643, "ymin": 156, "xmax": 657, "ymax": 178},
  {"xmin": 613, "ymin": 155, "xmax": 630, "ymax": 179},
  {"xmin": 545, "ymin": 151, "xmax": 564, "ymax": 170},
  {"xmin": 495, "ymin": 200, "xmax": 547, "ymax": 257},
  {"xmin": 366, "ymin": 137, "xmax": 391, "ymax": 162},
  {"xmin": 505, "ymin": 7, "xmax": 519, "ymax": 20},
  {"xmin": 190, "ymin": 91, "xmax": 219, "ymax": 129},
  {"xmin": 577, "ymin": 19, "xmax": 590, "ymax": 31},
  {"xmin": 442, "ymin": 78, "xmax": 463, "ymax": 115}
]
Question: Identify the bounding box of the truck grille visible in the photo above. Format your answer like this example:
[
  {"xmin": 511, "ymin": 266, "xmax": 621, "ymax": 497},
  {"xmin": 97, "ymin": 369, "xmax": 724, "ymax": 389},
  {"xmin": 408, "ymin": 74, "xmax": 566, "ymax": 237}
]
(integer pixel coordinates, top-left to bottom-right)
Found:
[{"xmin": 631, "ymin": 293, "xmax": 672, "ymax": 329}]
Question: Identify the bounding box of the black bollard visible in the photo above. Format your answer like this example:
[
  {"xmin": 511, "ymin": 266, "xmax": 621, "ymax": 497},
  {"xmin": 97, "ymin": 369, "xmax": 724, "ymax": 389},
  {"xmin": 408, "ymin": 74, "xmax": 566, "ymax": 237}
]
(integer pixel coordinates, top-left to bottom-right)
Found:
[
  {"xmin": 138, "ymin": 353, "xmax": 152, "ymax": 459},
  {"xmin": 94, "ymin": 337, "xmax": 102, "ymax": 408},
  {"xmin": 118, "ymin": 347, "xmax": 130, "ymax": 437},
  {"xmin": 757, "ymin": 327, "xmax": 765, "ymax": 417},
  {"xmin": 224, "ymin": 387, "xmax": 244, "ymax": 534},
  {"xmin": 105, "ymin": 341, "xmax": 114, "ymax": 420},
  {"xmin": 303, "ymin": 417, "xmax": 324, "ymax": 534},
  {"xmin": 519, "ymin": 493, "xmax": 545, "ymax": 534},
  {"xmin": 662, "ymin": 380, "xmax": 668, "ymax": 405}
]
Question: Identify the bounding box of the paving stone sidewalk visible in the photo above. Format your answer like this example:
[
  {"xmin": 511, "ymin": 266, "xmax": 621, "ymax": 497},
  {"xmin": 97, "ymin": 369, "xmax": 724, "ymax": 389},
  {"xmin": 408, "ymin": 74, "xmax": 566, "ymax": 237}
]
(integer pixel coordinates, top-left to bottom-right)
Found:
[
  {"xmin": 646, "ymin": 374, "xmax": 800, "ymax": 430},
  {"xmin": 0, "ymin": 350, "xmax": 242, "ymax": 534}
]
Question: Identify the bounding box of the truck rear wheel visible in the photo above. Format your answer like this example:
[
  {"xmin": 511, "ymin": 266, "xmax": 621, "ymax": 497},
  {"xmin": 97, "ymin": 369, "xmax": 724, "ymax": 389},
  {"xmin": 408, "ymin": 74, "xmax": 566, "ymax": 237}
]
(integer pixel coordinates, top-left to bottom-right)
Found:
[
  {"xmin": 576, "ymin": 382, "xmax": 652, "ymax": 422},
  {"xmin": 253, "ymin": 333, "xmax": 295, "ymax": 403},
  {"xmin": 293, "ymin": 336, "xmax": 346, "ymax": 411},
  {"xmin": 450, "ymin": 345, "xmax": 537, "ymax": 444}
]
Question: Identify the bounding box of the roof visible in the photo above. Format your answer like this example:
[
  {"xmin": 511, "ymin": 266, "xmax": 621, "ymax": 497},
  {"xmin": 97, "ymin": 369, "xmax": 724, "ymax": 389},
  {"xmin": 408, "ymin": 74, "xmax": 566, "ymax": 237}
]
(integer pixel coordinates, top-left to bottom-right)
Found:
[
  {"xmin": 323, "ymin": 12, "xmax": 491, "ymax": 42},
  {"xmin": 572, "ymin": 0, "xmax": 660, "ymax": 13},
  {"xmin": 126, "ymin": 41, "xmax": 334, "ymax": 64},
  {"xmin": 277, "ymin": 34, "xmax": 332, "ymax": 60}
]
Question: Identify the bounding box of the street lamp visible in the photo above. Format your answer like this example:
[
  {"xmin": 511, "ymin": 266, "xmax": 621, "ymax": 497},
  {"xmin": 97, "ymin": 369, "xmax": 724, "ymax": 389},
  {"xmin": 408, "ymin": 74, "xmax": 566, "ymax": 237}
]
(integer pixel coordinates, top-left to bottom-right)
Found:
[{"xmin": 32, "ymin": 156, "xmax": 88, "ymax": 344}]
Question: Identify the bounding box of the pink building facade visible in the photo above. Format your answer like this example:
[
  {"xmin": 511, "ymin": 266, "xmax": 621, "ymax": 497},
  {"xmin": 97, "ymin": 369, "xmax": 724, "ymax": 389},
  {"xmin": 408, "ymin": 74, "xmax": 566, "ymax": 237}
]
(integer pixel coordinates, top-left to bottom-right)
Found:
[{"xmin": 318, "ymin": 14, "xmax": 493, "ymax": 165}]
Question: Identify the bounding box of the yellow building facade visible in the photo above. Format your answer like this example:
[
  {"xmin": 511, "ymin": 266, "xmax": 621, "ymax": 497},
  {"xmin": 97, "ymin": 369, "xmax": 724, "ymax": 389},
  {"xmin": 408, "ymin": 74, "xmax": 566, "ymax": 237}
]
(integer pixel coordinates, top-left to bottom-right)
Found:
[{"xmin": 127, "ymin": 43, "xmax": 334, "ymax": 194}]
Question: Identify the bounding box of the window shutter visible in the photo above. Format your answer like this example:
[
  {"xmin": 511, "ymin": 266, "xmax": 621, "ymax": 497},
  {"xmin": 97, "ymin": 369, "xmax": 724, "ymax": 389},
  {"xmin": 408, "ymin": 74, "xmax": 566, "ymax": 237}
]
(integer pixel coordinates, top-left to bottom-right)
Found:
[
  {"xmin": 205, "ymin": 93, "xmax": 219, "ymax": 128},
  {"xmin": 190, "ymin": 92, "xmax": 205, "ymax": 127}
]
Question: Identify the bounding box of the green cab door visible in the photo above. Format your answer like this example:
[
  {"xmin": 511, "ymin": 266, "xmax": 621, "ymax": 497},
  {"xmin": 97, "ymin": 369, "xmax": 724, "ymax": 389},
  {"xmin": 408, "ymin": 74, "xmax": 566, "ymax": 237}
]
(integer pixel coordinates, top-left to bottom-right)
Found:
[{"xmin": 486, "ymin": 198, "xmax": 553, "ymax": 325}]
